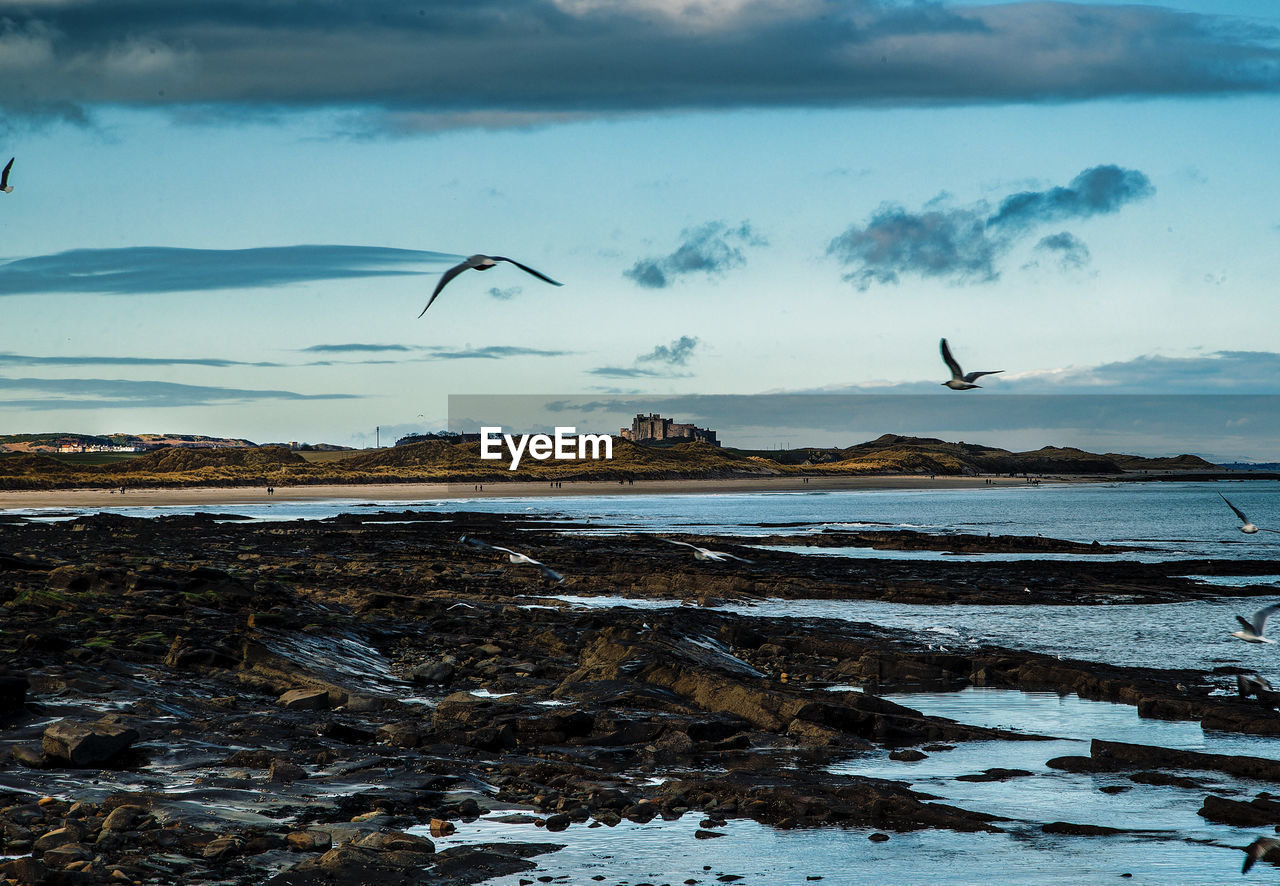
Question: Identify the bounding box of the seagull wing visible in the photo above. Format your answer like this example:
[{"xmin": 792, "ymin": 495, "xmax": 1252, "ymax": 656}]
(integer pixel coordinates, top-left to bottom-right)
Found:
[
  {"xmin": 460, "ymin": 535, "xmax": 497, "ymax": 552},
  {"xmin": 538, "ymin": 564, "xmax": 565, "ymax": 583},
  {"xmin": 1238, "ymin": 614, "xmax": 1259, "ymax": 633},
  {"xmin": 491, "ymin": 256, "xmax": 563, "ymax": 287},
  {"xmin": 939, "ymin": 338, "xmax": 964, "ymax": 381},
  {"xmin": 1250, "ymin": 602, "xmax": 1280, "ymax": 637},
  {"xmin": 0, "ymin": 158, "xmax": 11, "ymax": 189},
  {"xmin": 489, "ymin": 545, "xmax": 525, "ymax": 559},
  {"xmin": 720, "ymin": 552, "xmax": 754, "ymax": 563},
  {"xmin": 962, "ymin": 370, "xmax": 1003, "ymax": 383},
  {"xmin": 418, "ymin": 260, "xmax": 473, "ymax": 317},
  {"xmin": 1220, "ymin": 493, "xmax": 1251, "ymax": 525},
  {"xmin": 662, "ymin": 539, "xmax": 699, "ymax": 551},
  {"xmin": 1244, "ymin": 836, "xmax": 1280, "ymax": 873},
  {"xmin": 1260, "ymin": 528, "xmax": 1280, "ymax": 534}
]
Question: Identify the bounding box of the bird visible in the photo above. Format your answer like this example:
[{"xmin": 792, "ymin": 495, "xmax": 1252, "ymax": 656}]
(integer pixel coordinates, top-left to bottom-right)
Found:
[
  {"xmin": 459, "ymin": 535, "xmax": 564, "ymax": 583},
  {"xmin": 0, "ymin": 157, "xmax": 12, "ymax": 194},
  {"xmin": 1230, "ymin": 602, "xmax": 1280, "ymax": 644},
  {"xmin": 661, "ymin": 538, "xmax": 752, "ymax": 563},
  {"xmin": 1237, "ymin": 672, "xmax": 1274, "ymax": 699},
  {"xmin": 1219, "ymin": 493, "xmax": 1279, "ymax": 535},
  {"xmin": 1243, "ymin": 836, "xmax": 1280, "ymax": 873},
  {"xmin": 419, "ymin": 254, "xmax": 561, "ymax": 317},
  {"xmin": 940, "ymin": 338, "xmax": 1002, "ymax": 390}
]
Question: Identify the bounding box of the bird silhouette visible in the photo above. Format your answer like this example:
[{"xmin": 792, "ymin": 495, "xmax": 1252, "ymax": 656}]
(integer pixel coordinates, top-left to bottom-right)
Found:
[
  {"xmin": 419, "ymin": 254, "xmax": 561, "ymax": 317},
  {"xmin": 940, "ymin": 338, "xmax": 1002, "ymax": 390}
]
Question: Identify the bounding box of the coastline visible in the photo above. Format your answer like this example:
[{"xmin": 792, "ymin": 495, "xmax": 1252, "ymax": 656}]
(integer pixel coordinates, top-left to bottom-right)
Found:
[{"xmin": 0, "ymin": 473, "xmax": 1076, "ymax": 510}]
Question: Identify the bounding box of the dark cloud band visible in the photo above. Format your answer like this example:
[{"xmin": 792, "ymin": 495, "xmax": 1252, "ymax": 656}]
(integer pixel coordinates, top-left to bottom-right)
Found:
[
  {"xmin": 0, "ymin": 245, "xmax": 455, "ymax": 295},
  {"xmin": 4, "ymin": 2, "xmax": 1276, "ymax": 129}
]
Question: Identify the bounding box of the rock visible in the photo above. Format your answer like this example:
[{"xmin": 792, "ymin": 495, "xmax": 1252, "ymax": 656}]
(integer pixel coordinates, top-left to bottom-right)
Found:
[
  {"xmin": 286, "ymin": 830, "xmax": 332, "ymax": 852},
  {"xmin": 0, "ymin": 857, "xmax": 47, "ymax": 886},
  {"xmin": 101, "ymin": 805, "xmax": 148, "ymax": 831},
  {"xmin": 40, "ymin": 842, "xmax": 94, "ymax": 868},
  {"xmin": 868, "ymin": 832, "xmax": 890, "ymax": 842},
  {"xmin": 694, "ymin": 829, "xmax": 726, "ymax": 839},
  {"xmin": 955, "ymin": 768, "xmax": 1033, "ymax": 782},
  {"xmin": 1198, "ymin": 794, "xmax": 1280, "ymax": 827},
  {"xmin": 203, "ymin": 836, "xmax": 242, "ymax": 860},
  {"xmin": 33, "ymin": 825, "xmax": 83, "ymax": 853},
  {"xmin": 888, "ymin": 749, "xmax": 927, "ymax": 762},
  {"xmin": 353, "ymin": 831, "xmax": 434, "ymax": 853},
  {"xmin": 786, "ymin": 718, "xmax": 846, "ymax": 747},
  {"xmin": 1092, "ymin": 739, "xmax": 1280, "ymax": 782},
  {"xmin": 11, "ymin": 743, "xmax": 46, "ymax": 768},
  {"xmin": 1042, "ymin": 822, "xmax": 1124, "ymax": 836},
  {"xmin": 411, "ymin": 662, "xmax": 456, "ymax": 685},
  {"xmin": 42, "ymin": 719, "xmax": 140, "ymax": 766},
  {"xmin": 543, "ymin": 813, "xmax": 571, "ymax": 832},
  {"xmin": 277, "ymin": 688, "xmax": 330, "ymax": 711},
  {"xmin": 268, "ymin": 759, "xmax": 307, "ymax": 782}
]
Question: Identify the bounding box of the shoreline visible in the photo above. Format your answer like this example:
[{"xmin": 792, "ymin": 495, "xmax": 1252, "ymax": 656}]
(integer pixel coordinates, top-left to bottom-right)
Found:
[{"xmin": 0, "ymin": 473, "xmax": 1077, "ymax": 511}]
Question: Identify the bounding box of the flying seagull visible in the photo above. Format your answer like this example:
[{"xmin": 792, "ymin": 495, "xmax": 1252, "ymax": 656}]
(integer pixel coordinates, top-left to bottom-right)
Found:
[
  {"xmin": 1, "ymin": 158, "xmax": 13, "ymax": 194},
  {"xmin": 662, "ymin": 538, "xmax": 753, "ymax": 563},
  {"xmin": 1230, "ymin": 602, "xmax": 1280, "ymax": 644},
  {"xmin": 1219, "ymin": 493, "xmax": 1279, "ymax": 535},
  {"xmin": 460, "ymin": 535, "xmax": 564, "ymax": 583},
  {"xmin": 1243, "ymin": 836, "xmax": 1280, "ymax": 873},
  {"xmin": 419, "ymin": 254, "xmax": 561, "ymax": 317},
  {"xmin": 940, "ymin": 338, "xmax": 1002, "ymax": 390}
]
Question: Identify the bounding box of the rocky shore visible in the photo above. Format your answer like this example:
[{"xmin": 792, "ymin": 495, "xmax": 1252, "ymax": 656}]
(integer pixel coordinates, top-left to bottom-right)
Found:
[{"xmin": 3, "ymin": 511, "xmax": 1280, "ymax": 884}]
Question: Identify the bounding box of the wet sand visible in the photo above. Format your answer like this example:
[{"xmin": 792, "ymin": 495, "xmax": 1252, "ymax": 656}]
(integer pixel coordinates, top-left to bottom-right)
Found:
[{"xmin": 0, "ymin": 473, "xmax": 1070, "ymax": 511}]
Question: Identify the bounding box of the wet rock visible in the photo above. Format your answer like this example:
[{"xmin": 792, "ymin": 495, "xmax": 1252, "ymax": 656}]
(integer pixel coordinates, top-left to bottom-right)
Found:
[
  {"xmin": 42, "ymin": 719, "xmax": 140, "ymax": 767},
  {"xmin": 888, "ymin": 749, "xmax": 927, "ymax": 762},
  {"xmin": 868, "ymin": 832, "xmax": 890, "ymax": 842},
  {"xmin": 955, "ymin": 768, "xmax": 1033, "ymax": 782},
  {"xmin": 376, "ymin": 721, "xmax": 422, "ymax": 748},
  {"xmin": 543, "ymin": 813, "xmax": 571, "ymax": 832},
  {"xmin": 11, "ymin": 744, "xmax": 46, "ymax": 768},
  {"xmin": 100, "ymin": 804, "xmax": 148, "ymax": 831},
  {"xmin": 268, "ymin": 759, "xmax": 307, "ymax": 782},
  {"xmin": 695, "ymin": 829, "xmax": 726, "ymax": 839},
  {"xmin": 277, "ymin": 688, "xmax": 330, "ymax": 711},
  {"xmin": 40, "ymin": 842, "xmax": 94, "ymax": 867},
  {"xmin": 203, "ymin": 835, "xmax": 242, "ymax": 860},
  {"xmin": 353, "ymin": 831, "xmax": 435, "ymax": 853},
  {"xmin": 1092, "ymin": 739, "xmax": 1280, "ymax": 782},
  {"xmin": 1129, "ymin": 771, "xmax": 1205, "ymax": 789},
  {"xmin": 286, "ymin": 830, "xmax": 332, "ymax": 852},
  {"xmin": 0, "ymin": 857, "xmax": 47, "ymax": 886},
  {"xmin": 1041, "ymin": 822, "xmax": 1124, "ymax": 836},
  {"xmin": 1198, "ymin": 794, "xmax": 1280, "ymax": 827},
  {"xmin": 33, "ymin": 825, "xmax": 83, "ymax": 853},
  {"xmin": 411, "ymin": 662, "xmax": 456, "ymax": 685}
]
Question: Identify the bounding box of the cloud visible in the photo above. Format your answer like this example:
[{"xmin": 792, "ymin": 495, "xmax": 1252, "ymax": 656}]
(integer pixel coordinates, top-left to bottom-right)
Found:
[
  {"xmin": 487, "ymin": 286, "xmax": 522, "ymax": 300},
  {"xmin": 827, "ymin": 165, "xmax": 1151, "ymax": 288},
  {"xmin": 421, "ymin": 345, "xmax": 572, "ymax": 360},
  {"xmin": 0, "ymin": 352, "xmax": 284, "ymax": 367},
  {"xmin": 590, "ymin": 334, "xmax": 699, "ymax": 378},
  {"xmin": 0, "ymin": 245, "xmax": 455, "ymax": 295},
  {"xmin": 587, "ymin": 366, "xmax": 676, "ymax": 379},
  {"xmin": 637, "ymin": 335, "xmax": 699, "ymax": 366},
  {"xmin": 987, "ymin": 166, "xmax": 1155, "ymax": 232},
  {"xmin": 624, "ymin": 221, "xmax": 765, "ymax": 288},
  {"xmin": 0, "ymin": 376, "xmax": 358, "ymax": 409},
  {"xmin": 2, "ymin": 3, "xmax": 1279, "ymax": 130},
  {"xmin": 301, "ymin": 343, "xmax": 415, "ymax": 353},
  {"xmin": 1030, "ymin": 231, "xmax": 1091, "ymax": 270},
  {"xmin": 1006, "ymin": 350, "xmax": 1280, "ymax": 395}
]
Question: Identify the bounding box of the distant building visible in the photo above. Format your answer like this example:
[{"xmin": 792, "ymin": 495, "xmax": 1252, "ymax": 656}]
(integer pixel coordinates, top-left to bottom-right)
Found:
[{"xmin": 620, "ymin": 413, "xmax": 719, "ymax": 446}]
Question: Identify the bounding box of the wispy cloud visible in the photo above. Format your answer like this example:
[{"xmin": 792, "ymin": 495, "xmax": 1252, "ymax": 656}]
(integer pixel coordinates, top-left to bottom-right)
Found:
[
  {"xmin": 301, "ymin": 343, "xmax": 416, "ymax": 354},
  {"xmin": 637, "ymin": 335, "xmax": 699, "ymax": 366},
  {"xmin": 0, "ymin": 376, "xmax": 359, "ymax": 409},
  {"xmin": 625, "ymin": 221, "xmax": 765, "ymax": 289},
  {"xmin": 487, "ymin": 286, "xmax": 522, "ymax": 301},
  {"xmin": 827, "ymin": 165, "xmax": 1152, "ymax": 289},
  {"xmin": 422, "ymin": 345, "xmax": 572, "ymax": 360},
  {"xmin": 0, "ymin": 352, "xmax": 284, "ymax": 368},
  {"xmin": 590, "ymin": 334, "xmax": 699, "ymax": 378},
  {"xmin": 3, "ymin": 3, "xmax": 1279, "ymax": 131},
  {"xmin": 1028, "ymin": 232, "xmax": 1091, "ymax": 271},
  {"xmin": 0, "ymin": 245, "xmax": 455, "ymax": 295}
]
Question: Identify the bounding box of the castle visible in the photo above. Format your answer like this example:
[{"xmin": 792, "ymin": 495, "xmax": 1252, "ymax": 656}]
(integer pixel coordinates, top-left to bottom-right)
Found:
[{"xmin": 619, "ymin": 413, "xmax": 719, "ymax": 446}]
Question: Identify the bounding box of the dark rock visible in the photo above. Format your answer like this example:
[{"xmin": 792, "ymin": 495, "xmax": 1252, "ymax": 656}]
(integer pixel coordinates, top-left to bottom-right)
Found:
[
  {"xmin": 868, "ymin": 832, "xmax": 890, "ymax": 842},
  {"xmin": 277, "ymin": 688, "xmax": 330, "ymax": 710},
  {"xmin": 0, "ymin": 673, "xmax": 28, "ymax": 711},
  {"xmin": 955, "ymin": 768, "xmax": 1033, "ymax": 782},
  {"xmin": 889, "ymin": 749, "xmax": 927, "ymax": 762},
  {"xmin": 42, "ymin": 719, "xmax": 140, "ymax": 766},
  {"xmin": 1042, "ymin": 822, "xmax": 1124, "ymax": 836},
  {"xmin": 1198, "ymin": 794, "xmax": 1280, "ymax": 827}
]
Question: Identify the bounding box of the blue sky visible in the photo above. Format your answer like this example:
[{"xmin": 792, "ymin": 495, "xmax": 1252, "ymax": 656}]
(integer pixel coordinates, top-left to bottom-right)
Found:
[{"xmin": 1, "ymin": 1, "xmax": 1279, "ymax": 456}]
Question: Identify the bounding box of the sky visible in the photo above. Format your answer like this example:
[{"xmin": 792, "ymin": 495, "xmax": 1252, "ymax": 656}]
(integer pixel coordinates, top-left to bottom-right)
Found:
[{"xmin": 1, "ymin": 0, "xmax": 1279, "ymax": 457}]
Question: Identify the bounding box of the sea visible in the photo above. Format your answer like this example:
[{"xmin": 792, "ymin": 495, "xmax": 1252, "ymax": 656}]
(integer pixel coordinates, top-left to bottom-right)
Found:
[{"xmin": 9, "ymin": 479, "xmax": 1280, "ymax": 884}]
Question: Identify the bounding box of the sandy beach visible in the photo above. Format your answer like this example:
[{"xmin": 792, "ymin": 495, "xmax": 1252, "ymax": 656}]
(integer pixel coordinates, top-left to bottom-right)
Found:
[{"xmin": 0, "ymin": 473, "xmax": 1067, "ymax": 511}]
